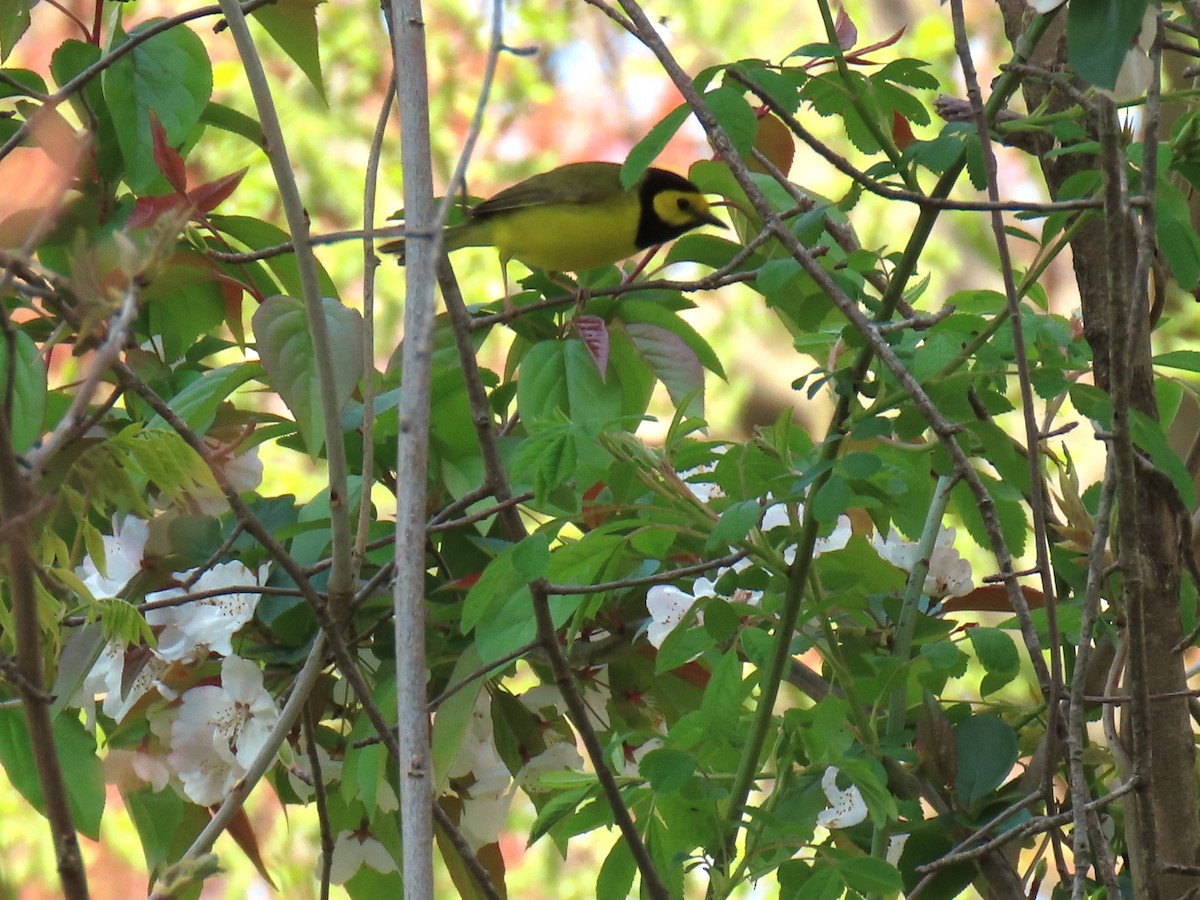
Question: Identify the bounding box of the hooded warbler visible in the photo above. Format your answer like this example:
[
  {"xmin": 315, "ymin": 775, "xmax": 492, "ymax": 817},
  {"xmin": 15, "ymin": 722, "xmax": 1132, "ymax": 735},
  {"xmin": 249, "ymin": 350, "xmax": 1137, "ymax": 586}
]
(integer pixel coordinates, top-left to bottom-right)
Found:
[{"xmin": 380, "ymin": 161, "xmax": 724, "ymax": 280}]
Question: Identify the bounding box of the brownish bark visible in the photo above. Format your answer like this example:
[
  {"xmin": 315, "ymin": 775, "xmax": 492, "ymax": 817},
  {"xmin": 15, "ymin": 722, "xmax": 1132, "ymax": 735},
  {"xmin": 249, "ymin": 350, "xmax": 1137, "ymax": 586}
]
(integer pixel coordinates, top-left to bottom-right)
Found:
[{"xmin": 996, "ymin": 2, "xmax": 1200, "ymax": 895}]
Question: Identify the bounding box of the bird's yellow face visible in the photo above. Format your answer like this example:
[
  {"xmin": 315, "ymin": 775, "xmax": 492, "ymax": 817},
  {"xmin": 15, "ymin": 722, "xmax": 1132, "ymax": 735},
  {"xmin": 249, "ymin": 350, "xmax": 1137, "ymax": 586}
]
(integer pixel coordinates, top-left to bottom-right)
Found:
[{"xmin": 651, "ymin": 189, "xmax": 722, "ymax": 231}]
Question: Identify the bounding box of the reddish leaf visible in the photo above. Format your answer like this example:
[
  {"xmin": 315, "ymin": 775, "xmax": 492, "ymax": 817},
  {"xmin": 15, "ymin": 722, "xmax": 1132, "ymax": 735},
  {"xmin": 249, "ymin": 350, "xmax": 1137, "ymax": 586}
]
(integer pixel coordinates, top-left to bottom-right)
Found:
[
  {"xmin": 940, "ymin": 583, "xmax": 1046, "ymax": 614},
  {"xmin": 218, "ymin": 274, "xmax": 249, "ymax": 343},
  {"xmin": 581, "ymin": 480, "xmax": 609, "ymax": 531},
  {"xmin": 442, "ymin": 572, "xmax": 482, "ymax": 591},
  {"xmin": 220, "ymin": 806, "xmax": 276, "ymax": 888},
  {"xmin": 150, "ymin": 114, "xmax": 188, "ymax": 194},
  {"xmin": 892, "ymin": 111, "xmax": 915, "ymax": 151},
  {"xmin": 750, "ymin": 111, "xmax": 795, "ymax": 176},
  {"xmin": 126, "ymin": 193, "xmax": 187, "ymax": 230},
  {"xmin": 187, "ymin": 167, "xmax": 248, "ymax": 216},
  {"xmin": 845, "ymin": 26, "xmax": 905, "ymax": 62},
  {"xmin": 624, "ymin": 321, "xmax": 704, "ymax": 415},
  {"xmin": 834, "ymin": 4, "xmax": 858, "ymax": 50},
  {"xmin": 573, "ymin": 314, "xmax": 610, "ymax": 380}
]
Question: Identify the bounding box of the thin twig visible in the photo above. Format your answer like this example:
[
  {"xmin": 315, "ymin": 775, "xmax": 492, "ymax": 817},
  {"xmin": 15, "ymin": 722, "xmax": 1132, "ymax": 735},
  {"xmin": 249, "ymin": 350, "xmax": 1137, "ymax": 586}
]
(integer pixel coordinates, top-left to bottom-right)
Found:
[{"xmin": 949, "ymin": 0, "xmax": 1066, "ymax": 881}]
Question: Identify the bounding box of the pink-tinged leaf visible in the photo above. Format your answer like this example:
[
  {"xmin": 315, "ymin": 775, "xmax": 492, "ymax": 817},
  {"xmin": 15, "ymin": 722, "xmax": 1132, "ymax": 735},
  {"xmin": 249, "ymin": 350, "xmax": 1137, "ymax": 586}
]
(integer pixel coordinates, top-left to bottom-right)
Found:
[
  {"xmin": 126, "ymin": 194, "xmax": 186, "ymax": 229},
  {"xmin": 834, "ymin": 5, "xmax": 858, "ymax": 50},
  {"xmin": 187, "ymin": 167, "xmax": 247, "ymax": 216},
  {"xmin": 223, "ymin": 806, "xmax": 276, "ymax": 888},
  {"xmin": 573, "ymin": 314, "xmax": 610, "ymax": 381},
  {"xmin": 892, "ymin": 111, "xmax": 915, "ymax": 151},
  {"xmin": 149, "ymin": 114, "xmax": 188, "ymax": 193},
  {"xmin": 216, "ymin": 274, "xmax": 249, "ymax": 343},
  {"xmin": 848, "ymin": 26, "xmax": 904, "ymax": 58},
  {"xmin": 624, "ymin": 321, "xmax": 704, "ymax": 416}
]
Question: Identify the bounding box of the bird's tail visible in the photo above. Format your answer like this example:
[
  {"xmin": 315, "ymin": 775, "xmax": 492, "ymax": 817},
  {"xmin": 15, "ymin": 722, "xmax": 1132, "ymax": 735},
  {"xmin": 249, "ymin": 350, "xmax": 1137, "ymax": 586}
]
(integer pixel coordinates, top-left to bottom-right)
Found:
[{"xmin": 377, "ymin": 222, "xmax": 482, "ymax": 264}]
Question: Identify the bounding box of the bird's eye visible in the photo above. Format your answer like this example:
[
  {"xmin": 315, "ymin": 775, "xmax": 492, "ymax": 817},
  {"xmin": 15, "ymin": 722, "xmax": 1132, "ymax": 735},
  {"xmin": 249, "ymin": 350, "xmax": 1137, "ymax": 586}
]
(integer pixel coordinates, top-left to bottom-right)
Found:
[{"xmin": 677, "ymin": 197, "xmax": 691, "ymax": 211}]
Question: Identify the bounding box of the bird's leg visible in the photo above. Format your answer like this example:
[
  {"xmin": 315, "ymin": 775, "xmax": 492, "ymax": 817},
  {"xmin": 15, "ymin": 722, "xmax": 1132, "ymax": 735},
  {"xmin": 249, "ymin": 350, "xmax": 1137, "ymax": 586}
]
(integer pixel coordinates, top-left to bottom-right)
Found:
[
  {"xmin": 501, "ymin": 260, "xmax": 517, "ymax": 316},
  {"xmin": 622, "ymin": 245, "xmax": 664, "ymax": 285}
]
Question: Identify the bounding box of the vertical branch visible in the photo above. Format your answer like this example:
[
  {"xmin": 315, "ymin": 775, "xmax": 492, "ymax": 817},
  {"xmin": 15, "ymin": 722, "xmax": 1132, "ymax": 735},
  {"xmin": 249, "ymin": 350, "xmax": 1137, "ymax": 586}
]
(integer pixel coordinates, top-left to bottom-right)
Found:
[
  {"xmin": 948, "ymin": 0, "xmax": 1067, "ymax": 881},
  {"xmin": 215, "ymin": 0, "xmax": 355, "ymax": 608},
  {"xmin": 1068, "ymin": 462, "xmax": 1119, "ymax": 899},
  {"xmin": 386, "ymin": 1, "xmax": 438, "ymax": 896},
  {"xmin": 1097, "ymin": 96, "xmax": 1159, "ymax": 899},
  {"xmin": 304, "ymin": 704, "xmax": 334, "ymax": 900},
  {"xmin": 353, "ymin": 79, "xmax": 396, "ymax": 575},
  {"xmin": 0, "ymin": 416, "xmax": 87, "ymax": 900}
]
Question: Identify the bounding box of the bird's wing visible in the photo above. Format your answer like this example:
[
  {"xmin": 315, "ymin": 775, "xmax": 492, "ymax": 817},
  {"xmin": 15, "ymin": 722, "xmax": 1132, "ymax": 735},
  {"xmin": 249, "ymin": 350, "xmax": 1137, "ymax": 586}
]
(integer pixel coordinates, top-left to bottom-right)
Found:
[{"xmin": 468, "ymin": 162, "xmax": 626, "ymax": 217}]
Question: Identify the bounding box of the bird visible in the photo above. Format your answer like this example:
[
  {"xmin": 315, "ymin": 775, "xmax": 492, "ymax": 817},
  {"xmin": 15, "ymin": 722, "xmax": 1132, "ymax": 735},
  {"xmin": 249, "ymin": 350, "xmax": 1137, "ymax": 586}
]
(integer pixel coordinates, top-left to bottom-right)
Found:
[{"xmin": 379, "ymin": 161, "xmax": 725, "ymax": 291}]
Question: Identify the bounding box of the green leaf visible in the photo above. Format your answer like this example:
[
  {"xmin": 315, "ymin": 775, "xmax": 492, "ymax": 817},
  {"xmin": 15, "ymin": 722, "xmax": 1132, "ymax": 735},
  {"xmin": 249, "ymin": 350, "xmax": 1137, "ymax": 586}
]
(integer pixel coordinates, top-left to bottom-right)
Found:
[
  {"xmin": 51, "ymin": 41, "xmax": 122, "ymax": 180},
  {"xmin": 810, "ymin": 473, "xmax": 849, "ymax": 523},
  {"xmin": 1131, "ymin": 408, "xmax": 1196, "ymax": 507},
  {"xmin": 200, "ymin": 101, "xmax": 265, "ymax": 146},
  {"xmin": 623, "ymin": 103, "xmax": 691, "ymax": 189},
  {"xmin": 250, "ymin": 0, "xmax": 325, "ymax": 102},
  {"xmin": 1157, "ymin": 181, "xmax": 1200, "ymax": 290},
  {"xmin": 705, "ymin": 85, "xmax": 757, "ymax": 156},
  {"xmin": 954, "ymin": 714, "xmax": 1018, "ymax": 809},
  {"xmin": 102, "ymin": 20, "xmax": 213, "ymax": 190},
  {"xmin": 1067, "ymin": 0, "xmax": 1149, "ymax": 91},
  {"xmin": 252, "ymin": 296, "xmax": 364, "ymax": 457},
  {"xmin": 210, "ymin": 214, "xmax": 338, "ymax": 299},
  {"xmin": 0, "ymin": 329, "xmax": 46, "ymax": 453},
  {"xmin": 462, "ymin": 533, "xmax": 550, "ymax": 633},
  {"xmin": 699, "ymin": 650, "xmax": 743, "ymax": 741},
  {"xmin": 144, "ymin": 264, "xmax": 226, "ymax": 363},
  {"xmin": 1154, "ymin": 350, "xmax": 1200, "ymax": 374},
  {"xmin": 124, "ymin": 785, "xmax": 191, "ymax": 873},
  {"xmin": 0, "ymin": 0, "xmax": 31, "ymax": 61},
  {"xmin": 967, "ymin": 627, "xmax": 1020, "ymax": 696},
  {"xmin": 839, "ymin": 855, "xmax": 904, "ymax": 895},
  {"xmin": 639, "ymin": 747, "xmax": 697, "ymax": 794},
  {"xmin": 708, "ymin": 499, "xmax": 761, "ymax": 550},
  {"xmin": 596, "ymin": 836, "xmax": 636, "ymax": 900},
  {"xmin": 0, "ymin": 708, "xmax": 105, "ymax": 839},
  {"xmin": 528, "ymin": 784, "xmax": 595, "ymax": 847},
  {"xmin": 430, "ymin": 649, "xmax": 486, "ymax": 788},
  {"xmin": 517, "ymin": 340, "xmax": 623, "ymax": 429},
  {"xmin": 512, "ymin": 424, "xmax": 577, "ymax": 503},
  {"xmin": 146, "ymin": 362, "xmax": 260, "ymax": 434}
]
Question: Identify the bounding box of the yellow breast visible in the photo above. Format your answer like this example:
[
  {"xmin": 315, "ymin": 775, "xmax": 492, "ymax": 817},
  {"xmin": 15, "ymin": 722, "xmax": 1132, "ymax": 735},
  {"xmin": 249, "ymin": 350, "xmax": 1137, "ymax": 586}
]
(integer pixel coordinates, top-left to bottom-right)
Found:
[{"xmin": 485, "ymin": 193, "xmax": 642, "ymax": 273}]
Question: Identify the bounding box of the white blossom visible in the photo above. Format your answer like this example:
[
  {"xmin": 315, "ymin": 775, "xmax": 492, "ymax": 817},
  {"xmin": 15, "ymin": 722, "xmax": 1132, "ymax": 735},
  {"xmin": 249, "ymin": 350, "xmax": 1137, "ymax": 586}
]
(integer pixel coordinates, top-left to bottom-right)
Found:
[
  {"xmin": 105, "ymin": 745, "xmax": 171, "ymax": 792},
  {"xmin": 816, "ymin": 766, "xmax": 868, "ymax": 829},
  {"xmin": 677, "ymin": 446, "xmax": 728, "ymax": 503},
  {"xmin": 167, "ymin": 655, "xmax": 280, "ymax": 806},
  {"xmin": 329, "ymin": 831, "xmax": 398, "ymax": 884},
  {"xmin": 761, "ymin": 498, "xmax": 852, "ymax": 560},
  {"xmin": 445, "ymin": 692, "xmax": 515, "ymax": 851},
  {"xmin": 145, "ymin": 561, "xmax": 267, "ymax": 663},
  {"xmin": 76, "ymin": 517, "xmax": 149, "ymax": 599},
  {"xmin": 646, "ymin": 584, "xmax": 704, "ymax": 649},
  {"xmin": 191, "ymin": 445, "xmax": 263, "ymax": 515},
  {"xmin": 872, "ymin": 526, "xmax": 973, "ymax": 599},
  {"xmin": 1099, "ymin": 6, "xmax": 1157, "ymax": 102}
]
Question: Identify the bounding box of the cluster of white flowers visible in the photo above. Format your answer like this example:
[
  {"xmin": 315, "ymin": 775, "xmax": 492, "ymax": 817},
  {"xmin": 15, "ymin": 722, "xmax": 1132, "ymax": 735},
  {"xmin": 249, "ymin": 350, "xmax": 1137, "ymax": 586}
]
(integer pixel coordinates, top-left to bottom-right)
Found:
[
  {"xmin": 871, "ymin": 526, "xmax": 974, "ymax": 600},
  {"xmin": 650, "ymin": 456, "xmax": 855, "ymax": 650},
  {"xmin": 647, "ymin": 454, "xmax": 974, "ymax": 648},
  {"xmin": 440, "ymin": 689, "xmax": 587, "ymax": 853},
  {"xmin": 72, "ymin": 515, "xmax": 275, "ymax": 808}
]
